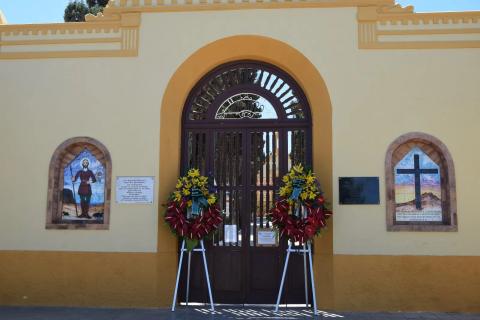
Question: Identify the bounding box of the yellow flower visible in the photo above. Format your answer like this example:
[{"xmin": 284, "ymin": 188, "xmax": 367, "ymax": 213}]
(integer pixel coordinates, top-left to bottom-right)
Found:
[
  {"xmin": 175, "ymin": 179, "xmax": 183, "ymax": 189},
  {"xmin": 173, "ymin": 191, "xmax": 181, "ymax": 202},
  {"xmin": 182, "ymin": 188, "xmax": 190, "ymax": 196},
  {"xmin": 188, "ymin": 169, "xmax": 200, "ymax": 178},
  {"xmin": 293, "ymin": 164, "xmax": 304, "ymax": 173},
  {"xmin": 187, "ymin": 200, "xmax": 192, "ymax": 207},
  {"xmin": 282, "ymin": 175, "xmax": 290, "ymax": 183},
  {"xmin": 207, "ymin": 195, "xmax": 216, "ymax": 205},
  {"xmin": 300, "ymin": 192, "xmax": 308, "ymax": 200},
  {"xmin": 279, "ymin": 186, "xmax": 292, "ymax": 197},
  {"xmin": 306, "ymin": 175, "xmax": 315, "ymax": 185}
]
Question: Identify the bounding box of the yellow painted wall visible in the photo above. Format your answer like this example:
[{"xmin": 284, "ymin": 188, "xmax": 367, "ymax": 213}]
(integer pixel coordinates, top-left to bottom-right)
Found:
[
  {"xmin": 333, "ymin": 255, "xmax": 480, "ymax": 312},
  {"xmin": 0, "ymin": 57, "xmax": 160, "ymax": 252},
  {"xmin": 331, "ymin": 49, "xmax": 480, "ymax": 255},
  {"xmin": 0, "ymin": 5, "xmax": 479, "ymax": 312},
  {"xmin": 0, "ymin": 251, "xmax": 175, "ymax": 307},
  {"xmin": 139, "ymin": 8, "xmax": 480, "ymax": 254},
  {"xmin": 2, "ymin": 6, "xmax": 478, "ymax": 256}
]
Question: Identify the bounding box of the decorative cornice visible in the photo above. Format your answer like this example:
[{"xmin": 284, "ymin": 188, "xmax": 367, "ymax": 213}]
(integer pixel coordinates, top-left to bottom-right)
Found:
[
  {"xmin": 0, "ymin": 0, "xmax": 393, "ymax": 59},
  {"xmin": 0, "ymin": 12, "xmax": 140, "ymax": 59},
  {"xmin": 1, "ymin": 1, "xmax": 479, "ymax": 59},
  {"xmin": 376, "ymin": 3, "xmax": 413, "ymax": 14},
  {"xmin": 104, "ymin": 0, "xmax": 394, "ymax": 13},
  {"xmin": 358, "ymin": 5, "xmax": 480, "ymax": 49}
]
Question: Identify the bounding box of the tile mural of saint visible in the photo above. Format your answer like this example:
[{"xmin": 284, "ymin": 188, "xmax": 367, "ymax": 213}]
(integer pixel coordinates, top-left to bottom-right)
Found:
[
  {"xmin": 62, "ymin": 149, "xmax": 105, "ymax": 223},
  {"xmin": 394, "ymin": 147, "xmax": 442, "ymax": 222}
]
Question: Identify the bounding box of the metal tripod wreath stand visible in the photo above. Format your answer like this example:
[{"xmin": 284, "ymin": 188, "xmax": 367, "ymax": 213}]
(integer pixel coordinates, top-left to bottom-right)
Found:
[
  {"xmin": 273, "ymin": 199, "xmax": 319, "ymax": 315},
  {"xmin": 171, "ymin": 239, "xmax": 214, "ymax": 311},
  {"xmin": 274, "ymin": 240, "xmax": 318, "ymax": 315}
]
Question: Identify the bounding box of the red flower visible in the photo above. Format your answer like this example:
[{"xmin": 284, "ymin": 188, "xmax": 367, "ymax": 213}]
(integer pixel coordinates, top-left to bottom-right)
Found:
[
  {"xmin": 267, "ymin": 195, "xmax": 332, "ymax": 244},
  {"xmin": 164, "ymin": 201, "xmax": 223, "ymax": 241}
]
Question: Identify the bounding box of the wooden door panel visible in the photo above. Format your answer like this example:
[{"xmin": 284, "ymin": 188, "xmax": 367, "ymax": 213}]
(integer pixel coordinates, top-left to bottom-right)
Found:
[
  {"xmin": 249, "ymin": 250, "xmax": 280, "ymax": 290},
  {"xmin": 212, "ymin": 250, "xmax": 243, "ymax": 292}
]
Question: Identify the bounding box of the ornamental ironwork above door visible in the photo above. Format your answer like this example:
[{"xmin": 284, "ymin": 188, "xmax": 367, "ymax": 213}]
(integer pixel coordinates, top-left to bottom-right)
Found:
[{"xmin": 184, "ymin": 62, "xmax": 311, "ymax": 124}]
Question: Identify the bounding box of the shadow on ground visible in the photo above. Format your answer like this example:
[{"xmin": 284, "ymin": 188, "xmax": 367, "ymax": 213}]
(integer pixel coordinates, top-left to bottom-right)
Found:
[{"xmin": 0, "ymin": 306, "xmax": 479, "ymax": 320}]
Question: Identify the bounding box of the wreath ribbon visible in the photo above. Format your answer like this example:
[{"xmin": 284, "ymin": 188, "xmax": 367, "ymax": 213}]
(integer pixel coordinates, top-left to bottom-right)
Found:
[
  {"xmin": 289, "ymin": 178, "xmax": 305, "ymax": 201},
  {"xmin": 191, "ymin": 186, "xmax": 209, "ymax": 216},
  {"xmin": 289, "ymin": 178, "xmax": 305, "ymax": 218}
]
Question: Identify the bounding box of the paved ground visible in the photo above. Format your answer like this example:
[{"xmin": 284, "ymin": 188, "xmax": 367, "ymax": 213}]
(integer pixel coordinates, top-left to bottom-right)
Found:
[{"xmin": 0, "ymin": 306, "xmax": 479, "ymax": 320}]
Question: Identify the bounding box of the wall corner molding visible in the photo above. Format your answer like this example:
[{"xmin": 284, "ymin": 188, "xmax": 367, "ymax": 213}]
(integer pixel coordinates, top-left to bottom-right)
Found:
[
  {"xmin": 0, "ymin": 10, "xmax": 140, "ymax": 59},
  {"xmin": 358, "ymin": 4, "xmax": 480, "ymax": 49}
]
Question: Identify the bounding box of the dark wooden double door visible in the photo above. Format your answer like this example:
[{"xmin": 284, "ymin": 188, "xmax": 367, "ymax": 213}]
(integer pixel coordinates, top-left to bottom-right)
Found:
[{"xmin": 179, "ymin": 127, "xmax": 310, "ymax": 304}]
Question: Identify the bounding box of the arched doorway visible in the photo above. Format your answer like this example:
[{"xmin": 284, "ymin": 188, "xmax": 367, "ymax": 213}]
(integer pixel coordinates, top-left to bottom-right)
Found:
[{"xmin": 179, "ymin": 60, "xmax": 313, "ymax": 304}]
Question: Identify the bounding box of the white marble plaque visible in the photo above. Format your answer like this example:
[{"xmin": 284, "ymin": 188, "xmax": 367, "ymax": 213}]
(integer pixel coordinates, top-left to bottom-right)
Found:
[{"xmin": 116, "ymin": 176, "xmax": 154, "ymax": 204}]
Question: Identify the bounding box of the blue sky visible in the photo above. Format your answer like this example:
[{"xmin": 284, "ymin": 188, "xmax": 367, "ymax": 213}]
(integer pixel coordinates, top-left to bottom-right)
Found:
[
  {"xmin": 0, "ymin": 0, "xmax": 479, "ymax": 24},
  {"xmin": 394, "ymin": 147, "xmax": 440, "ymax": 186}
]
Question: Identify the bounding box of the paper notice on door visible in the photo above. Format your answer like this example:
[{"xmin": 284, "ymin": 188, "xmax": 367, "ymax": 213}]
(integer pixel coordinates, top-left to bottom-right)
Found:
[
  {"xmin": 224, "ymin": 225, "xmax": 237, "ymax": 243},
  {"xmin": 257, "ymin": 228, "xmax": 278, "ymax": 247}
]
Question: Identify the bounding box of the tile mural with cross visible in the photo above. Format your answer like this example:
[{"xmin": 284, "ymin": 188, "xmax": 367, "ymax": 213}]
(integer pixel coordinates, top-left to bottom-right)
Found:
[{"xmin": 394, "ymin": 147, "xmax": 442, "ymax": 222}]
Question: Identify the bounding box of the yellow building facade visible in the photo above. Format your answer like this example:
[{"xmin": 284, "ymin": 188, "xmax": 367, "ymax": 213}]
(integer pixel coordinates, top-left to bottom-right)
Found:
[{"xmin": 0, "ymin": 0, "xmax": 479, "ymax": 312}]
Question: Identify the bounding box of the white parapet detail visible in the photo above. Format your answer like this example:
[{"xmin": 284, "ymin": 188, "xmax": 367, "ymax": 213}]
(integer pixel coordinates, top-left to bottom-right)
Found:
[
  {"xmin": 358, "ymin": 5, "xmax": 480, "ymax": 49},
  {"xmin": 0, "ymin": 12, "xmax": 140, "ymax": 59},
  {"xmin": 1, "ymin": 0, "xmax": 479, "ymax": 59}
]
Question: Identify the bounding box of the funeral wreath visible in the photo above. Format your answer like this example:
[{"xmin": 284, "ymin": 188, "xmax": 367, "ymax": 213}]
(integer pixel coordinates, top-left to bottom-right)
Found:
[
  {"xmin": 267, "ymin": 164, "xmax": 332, "ymax": 243},
  {"xmin": 164, "ymin": 169, "xmax": 223, "ymax": 250}
]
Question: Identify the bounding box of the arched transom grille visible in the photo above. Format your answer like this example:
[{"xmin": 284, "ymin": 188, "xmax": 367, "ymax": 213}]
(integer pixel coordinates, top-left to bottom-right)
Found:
[{"xmin": 185, "ymin": 62, "xmax": 310, "ymax": 122}]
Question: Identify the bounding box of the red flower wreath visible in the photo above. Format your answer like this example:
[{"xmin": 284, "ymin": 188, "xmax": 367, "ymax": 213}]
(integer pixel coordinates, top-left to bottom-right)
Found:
[
  {"xmin": 267, "ymin": 164, "xmax": 332, "ymax": 244},
  {"xmin": 164, "ymin": 169, "xmax": 223, "ymax": 249}
]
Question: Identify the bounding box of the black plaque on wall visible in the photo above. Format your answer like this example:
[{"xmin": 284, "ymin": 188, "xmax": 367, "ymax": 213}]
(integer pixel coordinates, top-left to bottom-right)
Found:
[{"xmin": 339, "ymin": 177, "xmax": 380, "ymax": 205}]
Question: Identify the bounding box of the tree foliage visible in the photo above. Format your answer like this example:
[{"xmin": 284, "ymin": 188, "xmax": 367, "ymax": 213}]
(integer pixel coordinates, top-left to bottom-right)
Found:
[
  {"xmin": 88, "ymin": 5, "xmax": 104, "ymax": 16},
  {"xmin": 64, "ymin": 1, "xmax": 89, "ymax": 22},
  {"xmin": 86, "ymin": 0, "xmax": 110, "ymax": 8},
  {"xmin": 64, "ymin": 0, "xmax": 109, "ymax": 23}
]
